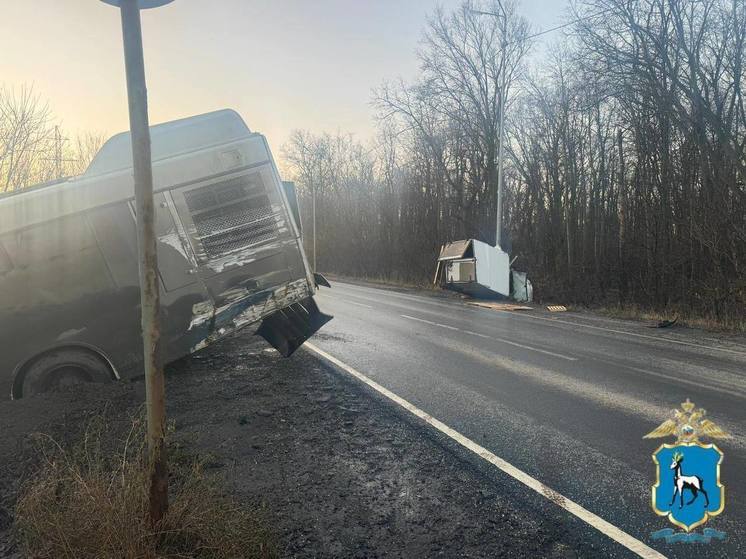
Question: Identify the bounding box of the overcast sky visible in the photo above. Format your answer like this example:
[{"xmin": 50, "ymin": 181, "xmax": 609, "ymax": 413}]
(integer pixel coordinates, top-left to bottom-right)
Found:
[{"xmin": 0, "ymin": 0, "xmax": 568, "ymax": 151}]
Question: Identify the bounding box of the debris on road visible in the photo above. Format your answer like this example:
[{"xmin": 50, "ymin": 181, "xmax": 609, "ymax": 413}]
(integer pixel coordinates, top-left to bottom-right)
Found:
[
  {"xmin": 468, "ymin": 301, "xmax": 533, "ymax": 311},
  {"xmin": 649, "ymin": 317, "xmax": 679, "ymax": 329}
]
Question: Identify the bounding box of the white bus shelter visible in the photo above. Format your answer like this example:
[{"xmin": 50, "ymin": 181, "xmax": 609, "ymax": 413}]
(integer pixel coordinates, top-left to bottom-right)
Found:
[{"xmin": 434, "ymin": 239, "xmax": 511, "ymax": 298}]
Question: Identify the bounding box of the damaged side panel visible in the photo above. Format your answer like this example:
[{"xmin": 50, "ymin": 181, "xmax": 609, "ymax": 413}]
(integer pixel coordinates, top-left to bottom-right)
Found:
[
  {"xmin": 168, "ymin": 160, "xmax": 330, "ymax": 356},
  {"xmin": 188, "ymin": 278, "xmax": 331, "ymax": 356}
]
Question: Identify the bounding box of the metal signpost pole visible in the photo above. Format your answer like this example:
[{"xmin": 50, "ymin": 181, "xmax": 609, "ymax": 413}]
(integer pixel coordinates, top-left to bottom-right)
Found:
[
  {"xmin": 473, "ymin": 2, "xmax": 508, "ymax": 250},
  {"xmin": 495, "ymin": 43, "xmax": 507, "ymax": 250},
  {"xmin": 102, "ymin": 0, "xmax": 173, "ymax": 525},
  {"xmin": 494, "ymin": 0, "xmax": 508, "ymax": 251},
  {"xmin": 313, "ymin": 186, "xmax": 317, "ymax": 272}
]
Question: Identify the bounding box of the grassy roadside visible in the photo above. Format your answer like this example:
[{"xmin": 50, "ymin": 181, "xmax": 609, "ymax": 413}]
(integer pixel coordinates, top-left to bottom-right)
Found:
[
  {"xmin": 13, "ymin": 414, "xmax": 276, "ymax": 559},
  {"xmin": 325, "ymin": 272, "xmax": 438, "ymax": 292},
  {"xmin": 594, "ymin": 304, "xmax": 746, "ymax": 333},
  {"xmin": 325, "ymin": 273, "xmax": 746, "ymax": 333}
]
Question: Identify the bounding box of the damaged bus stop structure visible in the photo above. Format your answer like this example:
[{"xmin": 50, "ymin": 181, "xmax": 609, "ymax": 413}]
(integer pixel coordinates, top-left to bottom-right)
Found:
[{"xmin": 434, "ymin": 239, "xmax": 532, "ymax": 302}]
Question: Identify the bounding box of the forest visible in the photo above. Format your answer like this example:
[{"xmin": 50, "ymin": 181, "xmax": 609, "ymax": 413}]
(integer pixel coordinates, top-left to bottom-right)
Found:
[
  {"xmin": 3, "ymin": 0, "xmax": 745, "ymax": 327},
  {"xmin": 282, "ymin": 0, "xmax": 746, "ymax": 327}
]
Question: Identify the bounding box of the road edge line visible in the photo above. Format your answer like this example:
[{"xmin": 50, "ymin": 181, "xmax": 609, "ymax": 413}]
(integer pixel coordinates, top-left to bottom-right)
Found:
[
  {"xmin": 399, "ymin": 313, "xmax": 577, "ymax": 361},
  {"xmin": 304, "ymin": 342, "xmax": 667, "ymax": 559},
  {"xmin": 333, "ymin": 281, "xmax": 746, "ymax": 357}
]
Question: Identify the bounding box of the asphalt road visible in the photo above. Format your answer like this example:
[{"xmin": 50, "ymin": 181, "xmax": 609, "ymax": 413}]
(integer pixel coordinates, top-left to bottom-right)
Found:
[{"xmin": 311, "ymin": 280, "xmax": 746, "ymax": 558}]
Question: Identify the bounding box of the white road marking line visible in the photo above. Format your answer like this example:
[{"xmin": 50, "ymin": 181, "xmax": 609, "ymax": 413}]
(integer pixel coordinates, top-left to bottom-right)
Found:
[
  {"xmin": 401, "ymin": 314, "xmax": 578, "ymax": 361},
  {"xmin": 341, "ymin": 299, "xmax": 374, "ymax": 309},
  {"xmin": 496, "ymin": 311, "xmax": 746, "ymax": 357},
  {"xmin": 334, "ymin": 282, "xmax": 746, "ymax": 357},
  {"xmin": 465, "ymin": 330, "xmax": 577, "ymax": 361},
  {"xmin": 316, "ymin": 294, "xmax": 373, "ymax": 309},
  {"xmin": 622, "ymin": 363, "xmax": 746, "ymax": 399},
  {"xmin": 304, "ymin": 343, "xmax": 667, "ymax": 559},
  {"xmin": 463, "ymin": 330, "xmax": 491, "ymax": 339},
  {"xmin": 329, "ymin": 287, "xmax": 745, "ymax": 398},
  {"xmin": 317, "ymin": 292, "xmax": 376, "ymax": 309},
  {"xmin": 401, "ymin": 314, "xmax": 460, "ymax": 330}
]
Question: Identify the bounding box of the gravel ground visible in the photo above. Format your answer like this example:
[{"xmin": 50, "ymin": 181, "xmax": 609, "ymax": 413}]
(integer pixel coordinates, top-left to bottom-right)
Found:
[{"xmin": 0, "ymin": 330, "xmax": 610, "ymax": 558}]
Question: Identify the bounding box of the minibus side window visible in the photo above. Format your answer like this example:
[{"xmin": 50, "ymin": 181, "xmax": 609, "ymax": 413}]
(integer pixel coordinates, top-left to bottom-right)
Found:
[{"xmin": 1, "ymin": 215, "xmax": 113, "ymax": 308}]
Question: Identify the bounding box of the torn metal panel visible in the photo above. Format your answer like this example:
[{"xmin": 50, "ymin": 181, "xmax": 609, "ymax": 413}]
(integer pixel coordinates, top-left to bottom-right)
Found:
[
  {"xmin": 438, "ymin": 240, "xmax": 473, "ymax": 261},
  {"xmin": 313, "ymin": 272, "xmax": 331, "ymax": 288},
  {"xmin": 257, "ymin": 296, "xmax": 332, "ymax": 357},
  {"xmin": 189, "ymin": 300, "xmax": 215, "ymax": 330},
  {"xmin": 510, "ymin": 270, "xmax": 533, "ymax": 303},
  {"xmin": 202, "ymin": 237, "xmax": 296, "ymax": 276},
  {"xmin": 187, "ymin": 277, "xmax": 313, "ymax": 354}
]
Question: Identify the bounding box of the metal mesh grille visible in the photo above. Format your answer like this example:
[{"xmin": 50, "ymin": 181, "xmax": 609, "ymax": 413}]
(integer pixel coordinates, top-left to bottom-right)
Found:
[
  {"xmin": 183, "ymin": 175, "xmax": 278, "ymax": 259},
  {"xmin": 184, "ymin": 176, "xmax": 263, "ymax": 212}
]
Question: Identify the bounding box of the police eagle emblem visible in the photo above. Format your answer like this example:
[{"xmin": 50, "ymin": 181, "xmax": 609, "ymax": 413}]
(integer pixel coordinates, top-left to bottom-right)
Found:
[{"xmin": 644, "ymin": 398, "xmax": 729, "ymax": 533}]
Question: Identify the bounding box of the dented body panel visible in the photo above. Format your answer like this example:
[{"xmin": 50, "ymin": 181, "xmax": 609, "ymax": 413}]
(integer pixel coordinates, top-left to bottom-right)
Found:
[{"xmin": 0, "ymin": 110, "xmax": 328, "ymax": 399}]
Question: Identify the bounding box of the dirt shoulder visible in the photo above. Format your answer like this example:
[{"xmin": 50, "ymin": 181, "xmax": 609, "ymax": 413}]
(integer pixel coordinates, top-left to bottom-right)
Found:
[{"xmin": 1, "ymin": 331, "xmax": 607, "ymax": 558}]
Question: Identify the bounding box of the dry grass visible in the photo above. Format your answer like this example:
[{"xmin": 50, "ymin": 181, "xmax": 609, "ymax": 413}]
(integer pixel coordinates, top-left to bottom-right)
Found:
[
  {"xmin": 14, "ymin": 415, "xmax": 276, "ymax": 559},
  {"xmin": 330, "ymin": 273, "xmax": 746, "ymax": 332},
  {"xmin": 596, "ymin": 304, "xmax": 746, "ymax": 333},
  {"xmin": 325, "ymin": 272, "xmax": 438, "ymax": 291}
]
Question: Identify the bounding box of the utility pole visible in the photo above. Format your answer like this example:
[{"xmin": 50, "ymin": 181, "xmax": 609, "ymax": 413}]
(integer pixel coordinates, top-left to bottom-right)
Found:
[
  {"xmin": 54, "ymin": 126, "xmax": 62, "ymax": 179},
  {"xmin": 473, "ymin": 1, "xmax": 508, "ymax": 250},
  {"xmin": 312, "ymin": 185, "xmax": 317, "ymax": 272},
  {"xmin": 495, "ymin": 9, "xmax": 507, "ymax": 250},
  {"xmin": 40, "ymin": 127, "xmax": 75, "ymax": 178},
  {"xmin": 101, "ymin": 0, "xmax": 173, "ymax": 526}
]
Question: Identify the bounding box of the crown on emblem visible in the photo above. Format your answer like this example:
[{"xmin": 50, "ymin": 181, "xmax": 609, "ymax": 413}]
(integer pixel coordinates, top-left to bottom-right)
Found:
[{"xmin": 643, "ymin": 399, "xmax": 730, "ymax": 444}]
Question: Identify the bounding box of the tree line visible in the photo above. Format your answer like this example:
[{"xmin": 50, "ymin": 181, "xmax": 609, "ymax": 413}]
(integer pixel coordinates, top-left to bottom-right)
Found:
[
  {"xmin": 0, "ymin": 85, "xmax": 104, "ymax": 193},
  {"xmin": 284, "ymin": 0, "xmax": 746, "ymax": 325}
]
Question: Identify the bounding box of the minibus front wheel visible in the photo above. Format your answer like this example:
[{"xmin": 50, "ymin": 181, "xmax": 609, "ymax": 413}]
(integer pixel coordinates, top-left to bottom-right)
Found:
[{"xmin": 19, "ymin": 348, "xmax": 114, "ymax": 398}]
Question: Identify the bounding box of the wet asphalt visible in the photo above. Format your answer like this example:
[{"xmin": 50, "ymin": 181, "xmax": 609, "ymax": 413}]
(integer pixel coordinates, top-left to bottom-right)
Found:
[{"xmin": 312, "ymin": 280, "xmax": 746, "ymax": 559}]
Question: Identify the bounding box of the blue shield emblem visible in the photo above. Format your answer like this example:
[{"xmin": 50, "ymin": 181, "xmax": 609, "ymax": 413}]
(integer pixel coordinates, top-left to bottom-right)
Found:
[{"xmin": 652, "ymin": 443, "xmax": 724, "ymax": 531}]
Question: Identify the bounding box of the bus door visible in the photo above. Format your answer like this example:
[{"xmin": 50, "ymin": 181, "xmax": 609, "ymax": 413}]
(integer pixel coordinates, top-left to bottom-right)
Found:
[{"xmin": 121, "ymin": 193, "xmax": 211, "ymax": 355}]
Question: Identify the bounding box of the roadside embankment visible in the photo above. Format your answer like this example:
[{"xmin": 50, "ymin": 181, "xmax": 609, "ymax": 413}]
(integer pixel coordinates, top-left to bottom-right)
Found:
[{"xmin": 1, "ymin": 331, "xmax": 600, "ymax": 557}]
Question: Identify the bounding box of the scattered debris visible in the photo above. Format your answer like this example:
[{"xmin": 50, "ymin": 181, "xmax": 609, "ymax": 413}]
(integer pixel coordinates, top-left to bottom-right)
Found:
[
  {"xmin": 547, "ymin": 305, "xmax": 568, "ymax": 312},
  {"xmin": 468, "ymin": 302, "xmax": 533, "ymax": 311},
  {"xmin": 649, "ymin": 317, "xmax": 678, "ymax": 329}
]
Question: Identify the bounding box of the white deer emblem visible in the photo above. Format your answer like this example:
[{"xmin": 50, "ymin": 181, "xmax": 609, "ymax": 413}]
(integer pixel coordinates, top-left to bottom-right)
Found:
[{"xmin": 669, "ymin": 451, "xmax": 709, "ymax": 509}]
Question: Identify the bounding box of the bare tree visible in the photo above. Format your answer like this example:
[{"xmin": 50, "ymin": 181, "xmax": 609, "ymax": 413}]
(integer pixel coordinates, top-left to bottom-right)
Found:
[
  {"xmin": 374, "ymin": 0, "xmax": 531, "ymax": 246},
  {"xmin": 0, "ymin": 85, "xmax": 105, "ymax": 192},
  {"xmin": 66, "ymin": 131, "xmax": 107, "ymax": 176},
  {"xmin": 283, "ymin": 0, "xmax": 746, "ymax": 326},
  {"xmin": 0, "ymin": 85, "xmax": 55, "ymax": 192}
]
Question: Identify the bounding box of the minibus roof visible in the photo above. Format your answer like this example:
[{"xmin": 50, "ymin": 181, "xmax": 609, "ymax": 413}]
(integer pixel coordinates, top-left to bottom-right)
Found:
[{"xmin": 85, "ymin": 109, "xmax": 251, "ymax": 177}]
